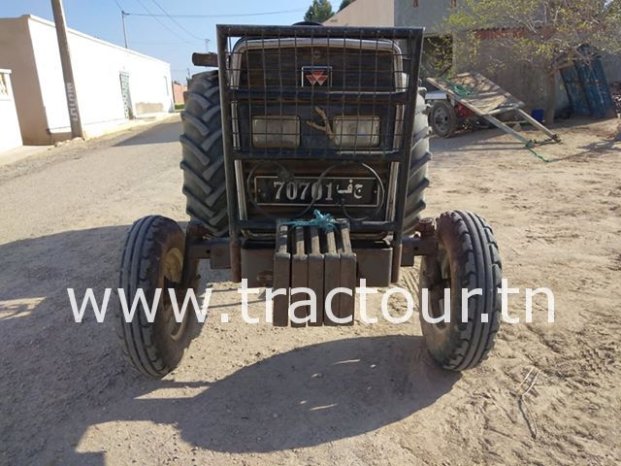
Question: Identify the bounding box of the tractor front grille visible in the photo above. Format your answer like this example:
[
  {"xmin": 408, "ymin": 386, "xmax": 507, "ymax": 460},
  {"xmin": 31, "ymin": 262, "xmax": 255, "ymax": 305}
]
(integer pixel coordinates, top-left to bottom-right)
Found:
[
  {"xmin": 236, "ymin": 41, "xmax": 398, "ymax": 92},
  {"xmin": 216, "ymin": 25, "xmax": 423, "ymax": 238}
]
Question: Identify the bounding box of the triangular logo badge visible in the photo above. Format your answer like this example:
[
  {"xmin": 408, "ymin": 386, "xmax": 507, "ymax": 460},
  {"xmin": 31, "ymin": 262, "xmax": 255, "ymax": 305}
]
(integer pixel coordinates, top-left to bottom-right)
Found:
[
  {"xmin": 307, "ymin": 70, "xmax": 328, "ymax": 86},
  {"xmin": 303, "ymin": 67, "xmax": 331, "ymax": 86}
]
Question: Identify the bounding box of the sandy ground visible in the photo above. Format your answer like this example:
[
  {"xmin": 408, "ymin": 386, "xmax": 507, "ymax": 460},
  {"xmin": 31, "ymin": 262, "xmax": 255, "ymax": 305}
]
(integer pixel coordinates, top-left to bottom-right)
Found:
[{"xmin": 0, "ymin": 115, "xmax": 620, "ymax": 465}]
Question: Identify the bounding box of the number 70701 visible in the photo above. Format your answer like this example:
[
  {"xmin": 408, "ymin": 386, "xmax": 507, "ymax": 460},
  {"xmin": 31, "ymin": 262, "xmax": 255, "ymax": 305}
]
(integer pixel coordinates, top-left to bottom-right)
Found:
[{"xmin": 272, "ymin": 180, "xmax": 334, "ymax": 202}]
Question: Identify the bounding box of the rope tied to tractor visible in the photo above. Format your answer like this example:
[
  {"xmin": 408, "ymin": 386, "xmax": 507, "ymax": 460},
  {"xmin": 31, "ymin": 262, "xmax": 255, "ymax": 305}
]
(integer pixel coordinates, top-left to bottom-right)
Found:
[{"xmin": 283, "ymin": 209, "xmax": 338, "ymax": 231}]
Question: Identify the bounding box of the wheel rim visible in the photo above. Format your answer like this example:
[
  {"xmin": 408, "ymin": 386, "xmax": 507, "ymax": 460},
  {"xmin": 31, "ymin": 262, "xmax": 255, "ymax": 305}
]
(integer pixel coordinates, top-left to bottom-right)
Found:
[
  {"xmin": 424, "ymin": 243, "xmax": 451, "ymax": 330},
  {"xmin": 161, "ymin": 248, "xmax": 187, "ymax": 342},
  {"xmin": 433, "ymin": 106, "xmax": 451, "ymax": 134}
]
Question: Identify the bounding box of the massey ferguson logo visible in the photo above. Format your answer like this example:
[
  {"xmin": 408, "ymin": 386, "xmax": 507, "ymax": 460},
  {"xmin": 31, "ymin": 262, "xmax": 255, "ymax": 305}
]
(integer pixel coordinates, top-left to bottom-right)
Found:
[{"xmin": 302, "ymin": 66, "xmax": 331, "ymax": 87}]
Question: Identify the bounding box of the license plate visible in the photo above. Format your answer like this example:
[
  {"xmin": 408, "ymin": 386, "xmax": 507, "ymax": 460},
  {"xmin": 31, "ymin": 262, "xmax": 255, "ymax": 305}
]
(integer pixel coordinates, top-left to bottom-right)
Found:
[{"xmin": 254, "ymin": 176, "xmax": 379, "ymax": 207}]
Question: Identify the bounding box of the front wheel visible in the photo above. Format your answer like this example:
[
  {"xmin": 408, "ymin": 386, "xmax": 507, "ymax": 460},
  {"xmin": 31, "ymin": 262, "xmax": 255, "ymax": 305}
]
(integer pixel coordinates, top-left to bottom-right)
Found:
[
  {"xmin": 117, "ymin": 215, "xmax": 199, "ymax": 378},
  {"xmin": 419, "ymin": 211, "xmax": 502, "ymax": 371}
]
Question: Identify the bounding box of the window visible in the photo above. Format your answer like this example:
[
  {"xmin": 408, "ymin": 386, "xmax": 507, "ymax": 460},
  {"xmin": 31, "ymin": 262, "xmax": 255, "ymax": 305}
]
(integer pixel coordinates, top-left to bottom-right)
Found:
[{"xmin": 413, "ymin": 0, "xmax": 419, "ymax": 6}]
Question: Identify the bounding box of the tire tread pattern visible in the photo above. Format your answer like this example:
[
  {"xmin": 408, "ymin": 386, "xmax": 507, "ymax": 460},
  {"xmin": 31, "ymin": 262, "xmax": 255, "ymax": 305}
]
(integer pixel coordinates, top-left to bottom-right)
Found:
[
  {"xmin": 117, "ymin": 215, "xmax": 186, "ymax": 378},
  {"xmin": 403, "ymin": 90, "xmax": 432, "ymax": 235},
  {"xmin": 433, "ymin": 210, "xmax": 502, "ymax": 370},
  {"xmin": 180, "ymin": 71, "xmax": 228, "ymax": 237}
]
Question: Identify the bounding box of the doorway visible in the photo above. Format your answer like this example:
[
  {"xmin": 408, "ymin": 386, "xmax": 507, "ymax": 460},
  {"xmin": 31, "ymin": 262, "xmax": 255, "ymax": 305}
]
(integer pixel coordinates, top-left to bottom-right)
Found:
[{"xmin": 119, "ymin": 72, "xmax": 134, "ymax": 119}]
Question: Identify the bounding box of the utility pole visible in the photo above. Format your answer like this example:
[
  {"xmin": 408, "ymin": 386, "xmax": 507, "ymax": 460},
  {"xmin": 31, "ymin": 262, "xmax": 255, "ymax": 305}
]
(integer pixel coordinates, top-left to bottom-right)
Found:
[
  {"xmin": 50, "ymin": 0, "xmax": 83, "ymax": 138},
  {"xmin": 121, "ymin": 10, "xmax": 128, "ymax": 48},
  {"xmin": 205, "ymin": 38, "xmax": 210, "ymax": 52}
]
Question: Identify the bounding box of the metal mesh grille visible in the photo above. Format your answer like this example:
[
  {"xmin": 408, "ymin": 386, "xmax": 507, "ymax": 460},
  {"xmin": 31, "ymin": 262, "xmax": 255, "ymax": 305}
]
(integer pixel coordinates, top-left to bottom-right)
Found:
[
  {"xmin": 237, "ymin": 42, "xmax": 397, "ymax": 91},
  {"xmin": 216, "ymin": 25, "xmax": 423, "ymax": 237}
]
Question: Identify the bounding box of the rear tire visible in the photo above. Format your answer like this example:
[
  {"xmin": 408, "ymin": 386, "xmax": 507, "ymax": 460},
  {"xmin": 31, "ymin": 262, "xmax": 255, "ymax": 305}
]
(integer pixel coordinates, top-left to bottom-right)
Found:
[
  {"xmin": 419, "ymin": 211, "xmax": 502, "ymax": 371},
  {"xmin": 180, "ymin": 71, "xmax": 228, "ymax": 237},
  {"xmin": 403, "ymin": 90, "xmax": 432, "ymax": 235},
  {"xmin": 117, "ymin": 215, "xmax": 199, "ymax": 378},
  {"xmin": 430, "ymin": 100, "xmax": 457, "ymax": 138}
]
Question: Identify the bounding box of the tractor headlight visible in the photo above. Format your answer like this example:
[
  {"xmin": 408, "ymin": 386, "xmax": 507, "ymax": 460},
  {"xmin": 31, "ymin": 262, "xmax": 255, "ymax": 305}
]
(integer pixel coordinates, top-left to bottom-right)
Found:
[
  {"xmin": 252, "ymin": 116, "xmax": 300, "ymax": 148},
  {"xmin": 334, "ymin": 115, "xmax": 380, "ymax": 148}
]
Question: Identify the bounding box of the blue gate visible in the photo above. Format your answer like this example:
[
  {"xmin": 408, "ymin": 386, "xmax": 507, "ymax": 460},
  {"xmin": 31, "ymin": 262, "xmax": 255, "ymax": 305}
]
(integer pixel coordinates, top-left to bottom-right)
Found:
[{"xmin": 560, "ymin": 48, "xmax": 616, "ymax": 119}]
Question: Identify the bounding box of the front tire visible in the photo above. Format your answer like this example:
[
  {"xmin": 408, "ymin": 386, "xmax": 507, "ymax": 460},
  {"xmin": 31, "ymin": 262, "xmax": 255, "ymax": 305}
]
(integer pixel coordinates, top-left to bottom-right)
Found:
[
  {"xmin": 419, "ymin": 211, "xmax": 502, "ymax": 371},
  {"xmin": 117, "ymin": 216, "xmax": 198, "ymax": 378}
]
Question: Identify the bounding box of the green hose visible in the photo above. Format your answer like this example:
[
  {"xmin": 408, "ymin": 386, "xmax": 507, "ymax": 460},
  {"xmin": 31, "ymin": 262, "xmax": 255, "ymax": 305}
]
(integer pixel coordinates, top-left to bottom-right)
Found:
[{"xmin": 525, "ymin": 145, "xmax": 551, "ymax": 163}]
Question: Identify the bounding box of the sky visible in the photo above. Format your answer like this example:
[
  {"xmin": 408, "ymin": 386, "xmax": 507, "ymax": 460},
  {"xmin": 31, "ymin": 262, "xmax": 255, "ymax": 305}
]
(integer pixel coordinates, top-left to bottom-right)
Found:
[{"xmin": 0, "ymin": 0, "xmax": 317, "ymax": 82}]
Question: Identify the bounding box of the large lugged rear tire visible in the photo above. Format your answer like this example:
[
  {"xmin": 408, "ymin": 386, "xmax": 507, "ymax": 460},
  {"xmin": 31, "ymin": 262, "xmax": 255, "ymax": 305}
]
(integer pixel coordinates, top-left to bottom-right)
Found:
[
  {"xmin": 117, "ymin": 215, "xmax": 198, "ymax": 378},
  {"xmin": 419, "ymin": 211, "xmax": 502, "ymax": 371},
  {"xmin": 180, "ymin": 71, "xmax": 228, "ymax": 237},
  {"xmin": 403, "ymin": 90, "xmax": 432, "ymax": 235}
]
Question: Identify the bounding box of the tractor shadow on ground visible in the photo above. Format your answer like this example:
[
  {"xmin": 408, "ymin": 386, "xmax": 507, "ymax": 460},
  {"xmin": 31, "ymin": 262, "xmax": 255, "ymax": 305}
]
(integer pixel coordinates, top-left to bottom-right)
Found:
[
  {"xmin": 113, "ymin": 335, "xmax": 460, "ymax": 454},
  {"xmin": 0, "ymin": 226, "xmax": 460, "ymax": 463},
  {"xmin": 114, "ymin": 120, "xmax": 182, "ymax": 147}
]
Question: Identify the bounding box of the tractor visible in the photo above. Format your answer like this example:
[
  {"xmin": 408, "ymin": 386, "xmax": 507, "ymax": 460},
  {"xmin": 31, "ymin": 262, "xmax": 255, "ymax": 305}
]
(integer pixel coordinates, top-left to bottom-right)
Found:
[{"xmin": 117, "ymin": 24, "xmax": 502, "ymax": 378}]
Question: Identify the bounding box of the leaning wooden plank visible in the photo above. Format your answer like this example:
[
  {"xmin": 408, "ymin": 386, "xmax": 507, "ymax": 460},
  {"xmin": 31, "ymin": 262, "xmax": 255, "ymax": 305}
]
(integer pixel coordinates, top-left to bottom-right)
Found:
[
  {"xmin": 483, "ymin": 114, "xmax": 534, "ymax": 146},
  {"xmin": 516, "ymin": 109, "xmax": 560, "ymax": 141},
  {"xmin": 427, "ymin": 71, "xmax": 559, "ymax": 146},
  {"xmin": 428, "ymin": 72, "xmax": 524, "ymax": 115}
]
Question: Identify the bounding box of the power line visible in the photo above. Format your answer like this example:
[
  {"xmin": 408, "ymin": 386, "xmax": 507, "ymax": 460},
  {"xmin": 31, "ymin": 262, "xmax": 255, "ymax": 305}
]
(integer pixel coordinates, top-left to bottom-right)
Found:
[
  {"xmin": 133, "ymin": 0, "xmax": 197, "ymax": 44},
  {"xmin": 109, "ymin": 1, "xmax": 304, "ymax": 48},
  {"xmin": 149, "ymin": 0, "xmax": 203, "ymax": 41},
  {"xmin": 122, "ymin": 8, "xmax": 305, "ymax": 18}
]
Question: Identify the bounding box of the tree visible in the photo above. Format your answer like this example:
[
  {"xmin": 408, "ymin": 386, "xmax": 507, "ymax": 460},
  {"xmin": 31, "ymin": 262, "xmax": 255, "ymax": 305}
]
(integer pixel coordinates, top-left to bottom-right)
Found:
[
  {"xmin": 447, "ymin": 0, "xmax": 621, "ymax": 124},
  {"xmin": 339, "ymin": 0, "xmax": 355, "ymax": 11},
  {"xmin": 304, "ymin": 0, "xmax": 334, "ymax": 23}
]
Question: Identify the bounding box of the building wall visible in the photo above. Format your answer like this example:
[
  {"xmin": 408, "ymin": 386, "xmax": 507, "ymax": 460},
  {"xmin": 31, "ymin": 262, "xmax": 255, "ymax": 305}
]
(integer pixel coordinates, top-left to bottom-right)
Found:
[
  {"xmin": 0, "ymin": 17, "xmax": 49, "ymax": 145},
  {"xmin": 394, "ymin": 0, "xmax": 454, "ymax": 34},
  {"xmin": 0, "ymin": 70, "xmax": 23, "ymax": 152},
  {"xmin": 172, "ymin": 82, "xmax": 187, "ymax": 105},
  {"xmin": 324, "ymin": 0, "xmax": 394, "ymax": 26},
  {"xmin": 601, "ymin": 53, "xmax": 621, "ymax": 84},
  {"xmin": 394, "ymin": 2, "xmax": 552, "ymax": 110},
  {"xmin": 452, "ymin": 36, "xmax": 542, "ymax": 109},
  {"xmin": 0, "ymin": 15, "xmax": 173, "ymax": 144},
  {"xmin": 27, "ymin": 15, "xmax": 173, "ymax": 141}
]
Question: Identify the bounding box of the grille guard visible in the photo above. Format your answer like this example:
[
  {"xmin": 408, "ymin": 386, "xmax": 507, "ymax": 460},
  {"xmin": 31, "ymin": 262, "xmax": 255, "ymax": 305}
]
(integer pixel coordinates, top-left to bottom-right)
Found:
[{"xmin": 216, "ymin": 24, "xmax": 424, "ymax": 245}]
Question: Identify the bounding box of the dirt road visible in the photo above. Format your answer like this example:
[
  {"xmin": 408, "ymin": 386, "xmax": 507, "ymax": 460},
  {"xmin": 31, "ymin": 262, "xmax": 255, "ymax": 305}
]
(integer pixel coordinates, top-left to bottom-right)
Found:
[{"xmin": 1, "ymin": 116, "xmax": 620, "ymax": 465}]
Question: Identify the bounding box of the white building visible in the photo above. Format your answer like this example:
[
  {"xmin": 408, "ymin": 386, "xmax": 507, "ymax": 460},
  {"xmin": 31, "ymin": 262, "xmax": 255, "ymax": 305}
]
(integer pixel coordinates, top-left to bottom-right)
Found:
[
  {"xmin": 324, "ymin": 0, "xmax": 394, "ymax": 27},
  {"xmin": 0, "ymin": 69, "xmax": 22, "ymax": 152},
  {"xmin": 0, "ymin": 15, "xmax": 173, "ymax": 145}
]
